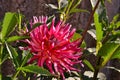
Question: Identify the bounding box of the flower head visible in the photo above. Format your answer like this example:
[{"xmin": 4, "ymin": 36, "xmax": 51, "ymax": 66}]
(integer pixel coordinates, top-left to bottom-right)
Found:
[{"xmin": 24, "ymin": 16, "xmax": 83, "ymax": 80}]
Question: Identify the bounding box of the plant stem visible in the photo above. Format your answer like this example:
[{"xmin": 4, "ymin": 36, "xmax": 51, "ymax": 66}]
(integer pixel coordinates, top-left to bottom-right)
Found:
[
  {"xmin": 12, "ymin": 70, "xmax": 20, "ymax": 80},
  {"xmin": 0, "ymin": 45, "xmax": 3, "ymax": 80},
  {"xmin": 77, "ymin": 0, "xmax": 101, "ymax": 80},
  {"xmin": 93, "ymin": 57, "xmax": 101, "ymax": 80},
  {"xmin": 80, "ymin": 0, "xmax": 101, "ymax": 44},
  {"xmin": 93, "ymin": 25, "xmax": 111, "ymax": 80},
  {"xmin": 91, "ymin": 0, "xmax": 101, "ymax": 79},
  {"xmin": 63, "ymin": 0, "xmax": 74, "ymax": 23}
]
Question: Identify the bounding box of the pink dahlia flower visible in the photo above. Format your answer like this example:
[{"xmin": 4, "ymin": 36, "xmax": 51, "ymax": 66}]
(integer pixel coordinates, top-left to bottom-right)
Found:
[{"xmin": 24, "ymin": 16, "xmax": 83, "ymax": 80}]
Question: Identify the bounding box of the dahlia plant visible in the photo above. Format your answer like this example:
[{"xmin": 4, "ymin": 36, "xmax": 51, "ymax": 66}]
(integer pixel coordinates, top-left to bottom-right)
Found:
[
  {"xmin": 22, "ymin": 16, "xmax": 83, "ymax": 79},
  {"xmin": 0, "ymin": 0, "xmax": 120, "ymax": 80}
]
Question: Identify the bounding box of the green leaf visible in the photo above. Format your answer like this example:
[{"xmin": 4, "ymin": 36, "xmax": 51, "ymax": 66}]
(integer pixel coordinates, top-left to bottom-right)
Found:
[
  {"xmin": 72, "ymin": 0, "xmax": 82, "ymax": 9},
  {"xmin": 21, "ymin": 50, "xmax": 31, "ymax": 67},
  {"xmin": 47, "ymin": 15, "xmax": 55, "ymax": 24},
  {"xmin": 16, "ymin": 12, "xmax": 25, "ymax": 31},
  {"xmin": 111, "ymin": 46, "xmax": 120, "ymax": 59},
  {"xmin": 6, "ymin": 36, "xmax": 29, "ymax": 42},
  {"xmin": 5, "ymin": 43, "xmax": 19, "ymax": 68},
  {"xmin": 70, "ymin": 8, "xmax": 89, "ymax": 14},
  {"xmin": 83, "ymin": 59, "xmax": 95, "ymax": 71},
  {"xmin": 71, "ymin": 32, "xmax": 86, "ymax": 48},
  {"xmin": 18, "ymin": 65, "xmax": 52, "ymax": 76},
  {"xmin": 116, "ymin": 21, "xmax": 120, "ymax": 28},
  {"xmin": 71, "ymin": 32, "xmax": 81, "ymax": 42},
  {"xmin": 113, "ymin": 14, "xmax": 119, "ymax": 22},
  {"xmin": 94, "ymin": 13, "xmax": 103, "ymax": 41},
  {"xmin": 1, "ymin": 12, "xmax": 17, "ymax": 40},
  {"xmin": 0, "ymin": 54, "xmax": 9, "ymax": 65},
  {"xmin": 112, "ymin": 31, "xmax": 120, "ymax": 36},
  {"xmin": 28, "ymin": 23, "xmax": 42, "ymax": 33},
  {"xmin": 98, "ymin": 43, "xmax": 120, "ymax": 67}
]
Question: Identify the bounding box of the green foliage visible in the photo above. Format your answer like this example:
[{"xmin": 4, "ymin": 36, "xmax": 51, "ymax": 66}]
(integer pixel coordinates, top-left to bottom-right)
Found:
[
  {"xmin": 48, "ymin": 0, "xmax": 88, "ymax": 22},
  {"xmin": 71, "ymin": 32, "xmax": 86, "ymax": 48},
  {"xmin": 71, "ymin": 32, "xmax": 81, "ymax": 41},
  {"xmin": 21, "ymin": 50, "xmax": 31, "ymax": 67},
  {"xmin": 1, "ymin": 12, "xmax": 18, "ymax": 40},
  {"xmin": 70, "ymin": 8, "xmax": 89, "ymax": 14},
  {"xmin": 94, "ymin": 13, "xmax": 103, "ymax": 42},
  {"xmin": 6, "ymin": 36, "xmax": 29, "ymax": 42},
  {"xmin": 98, "ymin": 43, "xmax": 120, "ymax": 67},
  {"xmin": 18, "ymin": 65, "xmax": 52, "ymax": 76},
  {"xmin": 5, "ymin": 43, "xmax": 19, "ymax": 68},
  {"xmin": 83, "ymin": 59, "xmax": 95, "ymax": 71}
]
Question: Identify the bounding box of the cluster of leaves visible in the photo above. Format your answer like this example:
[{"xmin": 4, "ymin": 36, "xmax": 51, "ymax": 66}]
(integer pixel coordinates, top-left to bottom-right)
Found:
[
  {"xmin": 84, "ymin": 0, "xmax": 120, "ymax": 79},
  {"xmin": 47, "ymin": 0, "xmax": 89, "ymax": 22},
  {"xmin": 0, "ymin": 12, "xmax": 51, "ymax": 80}
]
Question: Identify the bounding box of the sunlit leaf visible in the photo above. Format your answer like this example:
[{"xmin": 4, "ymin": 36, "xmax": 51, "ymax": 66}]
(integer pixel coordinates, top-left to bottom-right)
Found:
[
  {"xmin": 18, "ymin": 65, "xmax": 52, "ymax": 76},
  {"xmin": 94, "ymin": 13, "xmax": 103, "ymax": 41},
  {"xmin": 70, "ymin": 8, "xmax": 89, "ymax": 14},
  {"xmin": 113, "ymin": 14, "xmax": 120, "ymax": 22},
  {"xmin": 6, "ymin": 36, "xmax": 29, "ymax": 42},
  {"xmin": 5, "ymin": 43, "xmax": 19, "ymax": 67},
  {"xmin": 1, "ymin": 12, "xmax": 17, "ymax": 40},
  {"xmin": 98, "ymin": 43, "xmax": 120, "ymax": 67},
  {"xmin": 83, "ymin": 59, "xmax": 95, "ymax": 71},
  {"xmin": 116, "ymin": 21, "xmax": 120, "ymax": 28},
  {"xmin": 71, "ymin": 32, "xmax": 81, "ymax": 42}
]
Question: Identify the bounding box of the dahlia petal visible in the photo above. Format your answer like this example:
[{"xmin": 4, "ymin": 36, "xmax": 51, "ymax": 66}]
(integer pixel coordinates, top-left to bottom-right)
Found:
[
  {"xmin": 33, "ymin": 16, "xmax": 38, "ymax": 23},
  {"xmin": 63, "ymin": 24, "xmax": 71, "ymax": 32},
  {"xmin": 67, "ymin": 28, "xmax": 76, "ymax": 39},
  {"xmin": 70, "ymin": 38, "xmax": 81, "ymax": 46},
  {"xmin": 50, "ymin": 18, "xmax": 56, "ymax": 34},
  {"xmin": 58, "ymin": 59, "xmax": 71, "ymax": 72},
  {"xmin": 46, "ymin": 60, "xmax": 55, "ymax": 74},
  {"xmin": 63, "ymin": 58, "xmax": 74, "ymax": 66},
  {"xmin": 41, "ymin": 41, "xmax": 44, "ymax": 49},
  {"xmin": 38, "ymin": 56, "xmax": 47, "ymax": 67},
  {"xmin": 53, "ymin": 62, "xmax": 59, "ymax": 73},
  {"xmin": 59, "ymin": 70, "xmax": 65, "ymax": 80},
  {"xmin": 68, "ymin": 66, "xmax": 80, "ymax": 72},
  {"xmin": 55, "ymin": 39, "xmax": 69, "ymax": 48},
  {"xmin": 55, "ymin": 21, "xmax": 62, "ymax": 33},
  {"xmin": 43, "ymin": 24, "xmax": 48, "ymax": 35}
]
